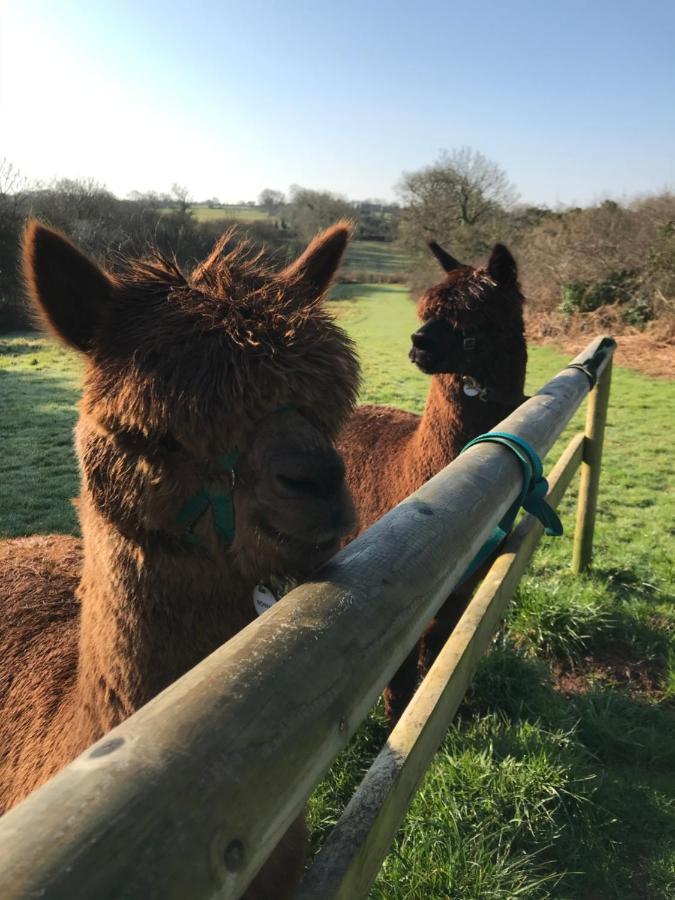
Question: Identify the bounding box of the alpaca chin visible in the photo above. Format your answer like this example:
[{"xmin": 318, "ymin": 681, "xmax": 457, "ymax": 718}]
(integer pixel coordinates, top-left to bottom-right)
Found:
[
  {"xmin": 254, "ymin": 522, "xmax": 343, "ymax": 579},
  {"xmin": 409, "ymin": 348, "xmax": 441, "ymax": 374}
]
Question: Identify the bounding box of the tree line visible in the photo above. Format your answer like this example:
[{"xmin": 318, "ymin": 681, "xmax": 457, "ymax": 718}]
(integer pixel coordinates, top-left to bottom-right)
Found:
[
  {"xmin": 0, "ymin": 164, "xmax": 399, "ymax": 329},
  {"xmin": 395, "ymin": 148, "xmax": 674, "ymax": 331},
  {"xmin": 1, "ymin": 151, "xmax": 673, "ymax": 332}
]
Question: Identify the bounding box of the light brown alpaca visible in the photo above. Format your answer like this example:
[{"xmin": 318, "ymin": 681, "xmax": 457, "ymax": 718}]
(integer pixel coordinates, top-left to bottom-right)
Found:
[
  {"xmin": 338, "ymin": 242, "xmax": 527, "ymax": 722},
  {"xmin": 0, "ymin": 221, "xmax": 360, "ymax": 898}
]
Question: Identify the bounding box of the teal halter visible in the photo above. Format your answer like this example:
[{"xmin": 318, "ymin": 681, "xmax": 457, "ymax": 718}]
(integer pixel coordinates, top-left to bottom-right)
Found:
[
  {"xmin": 458, "ymin": 431, "xmax": 563, "ymax": 581},
  {"xmin": 175, "ymin": 406, "xmax": 298, "ymax": 547},
  {"xmin": 175, "ymin": 450, "xmax": 240, "ymax": 545}
]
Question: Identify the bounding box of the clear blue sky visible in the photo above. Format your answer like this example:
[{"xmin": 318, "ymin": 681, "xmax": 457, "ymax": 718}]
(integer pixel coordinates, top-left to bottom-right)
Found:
[{"xmin": 2, "ymin": 0, "xmax": 674, "ymax": 207}]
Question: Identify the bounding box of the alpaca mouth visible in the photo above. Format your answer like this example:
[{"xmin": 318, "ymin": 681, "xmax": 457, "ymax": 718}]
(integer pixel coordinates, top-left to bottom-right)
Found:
[
  {"xmin": 409, "ymin": 347, "xmax": 440, "ymax": 374},
  {"xmin": 257, "ymin": 520, "xmax": 341, "ymax": 559}
]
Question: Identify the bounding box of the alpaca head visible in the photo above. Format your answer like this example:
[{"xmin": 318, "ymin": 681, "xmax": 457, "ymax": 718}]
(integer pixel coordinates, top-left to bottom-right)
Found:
[
  {"xmin": 410, "ymin": 242, "xmax": 526, "ymax": 389},
  {"xmin": 23, "ymin": 220, "xmax": 360, "ymax": 577}
]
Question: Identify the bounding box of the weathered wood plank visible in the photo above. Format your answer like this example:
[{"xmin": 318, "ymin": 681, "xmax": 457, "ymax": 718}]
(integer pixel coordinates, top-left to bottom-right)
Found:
[
  {"xmin": 572, "ymin": 358, "xmax": 613, "ymax": 573},
  {"xmin": 297, "ymin": 431, "xmax": 585, "ymax": 900},
  {"xmin": 0, "ymin": 339, "xmax": 613, "ymax": 900}
]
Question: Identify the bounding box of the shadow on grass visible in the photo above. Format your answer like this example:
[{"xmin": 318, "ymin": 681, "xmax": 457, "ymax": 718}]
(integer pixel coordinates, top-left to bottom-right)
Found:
[
  {"xmin": 594, "ymin": 563, "xmax": 675, "ymax": 605},
  {"xmin": 309, "ymin": 647, "xmax": 675, "ymax": 898},
  {"xmin": 467, "ymin": 645, "xmax": 675, "ymax": 767},
  {"xmin": 512, "ymin": 566, "xmax": 674, "ymax": 693},
  {"xmin": 0, "ymin": 365, "xmax": 80, "ymax": 537},
  {"xmin": 307, "ymin": 701, "xmax": 389, "ymax": 855},
  {"xmin": 0, "ymin": 338, "xmax": 47, "ymax": 358},
  {"xmin": 462, "ymin": 645, "xmax": 675, "ymax": 897}
]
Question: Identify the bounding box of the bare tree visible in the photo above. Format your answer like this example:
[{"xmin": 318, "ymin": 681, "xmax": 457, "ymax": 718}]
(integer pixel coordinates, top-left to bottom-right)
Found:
[
  {"xmin": 0, "ymin": 160, "xmax": 30, "ymax": 327},
  {"xmin": 44, "ymin": 177, "xmax": 115, "ymax": 223},
  {"xmin": 127, "ymin": 190, "xmax": 165, "ymax": 209},
  {"xmin": 520, "ymin": 196, "xmax": 675, "ymax": 321},
  {"xmin": 0, "ymin": 158, "xmax": 28, "ymax": 237},
  {"xmin": 397, "ymin": 148, "xmax": 518, "ymax": 263},
  {"xmin": 0, "ymin": 158, "xmax": 27, "ymax": 203},
  {"xmin": 287, "ymin": 186, "xmax": 355, "ymax": 242},
  {"xmin": 258, "ymin": 188, "xmax": 285, "ymax": 213},
  {"xmin": 171, "ymin": 183, "xmax": 191, "ymax": 214}
]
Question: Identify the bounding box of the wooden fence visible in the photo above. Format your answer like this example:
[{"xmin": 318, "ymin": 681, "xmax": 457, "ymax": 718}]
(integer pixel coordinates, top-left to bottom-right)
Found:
[{"xmin": 0, "ymin": 336, "xmax": 615, "ymax": 900}]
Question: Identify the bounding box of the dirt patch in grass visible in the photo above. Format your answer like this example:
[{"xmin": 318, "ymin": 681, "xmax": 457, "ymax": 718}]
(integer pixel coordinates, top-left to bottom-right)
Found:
[
  {"xmin": 552, "ymin": 643, "xmax": 666, "ymax": 699},
  {"xmin": 527, "ymin": 314, "xmax": 675, "ymax": 379}
]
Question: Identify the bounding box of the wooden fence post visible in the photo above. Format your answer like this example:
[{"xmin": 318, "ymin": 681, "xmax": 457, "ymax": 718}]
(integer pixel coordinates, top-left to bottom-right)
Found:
[{"xmin": 572, "ymin": 357, "xmax": 613, "ymax": 573}]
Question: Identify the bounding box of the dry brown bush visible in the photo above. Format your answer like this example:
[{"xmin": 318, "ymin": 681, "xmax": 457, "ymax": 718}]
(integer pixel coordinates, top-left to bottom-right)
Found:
[
  {"xmin": 527, "ymin": 307, "xmax": 675, "ymax": 379},
  {"xmin": 519, "ymin": 201, "xmax": 647, "ymax": 309}
]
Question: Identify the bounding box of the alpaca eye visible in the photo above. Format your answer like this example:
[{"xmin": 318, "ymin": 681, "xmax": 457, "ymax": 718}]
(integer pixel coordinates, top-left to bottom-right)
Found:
[{"xmin": 115, "ymin": 428, "xmax": 181, "ymax": 457}]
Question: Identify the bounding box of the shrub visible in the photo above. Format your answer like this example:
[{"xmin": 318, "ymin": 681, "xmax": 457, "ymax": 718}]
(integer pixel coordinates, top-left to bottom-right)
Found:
[{"xmin": 559, "ymin": 270, "xmax": 653, "ymax": 326}]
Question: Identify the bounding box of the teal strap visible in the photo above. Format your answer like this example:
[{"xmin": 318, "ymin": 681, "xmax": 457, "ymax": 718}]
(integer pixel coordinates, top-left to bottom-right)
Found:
[
  {"xmin": 176, "ymin": 450, "xmax": 239, "ymax": 546},
  {"xmin": 217, "ymin": 450, "xmax": 240, "ymax": 471},
  {"xmin": 176, "ymin": 489, "xmax": 211, "ymax": 545},
  {"xmin": 458, "ymin": 431, "xmax": 562, "ymax": 581},
  {"xmin": 174, "ymin": 406, "xmax": 297, "ymax": 548}
]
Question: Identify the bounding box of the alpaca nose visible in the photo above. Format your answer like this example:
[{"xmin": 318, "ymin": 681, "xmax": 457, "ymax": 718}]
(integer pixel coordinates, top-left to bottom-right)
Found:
[
  {"xmin": 274, "ymin": 451, "xmax": 346, "ymax": 500},
  {"xmin": 411, "ymin": 329, "xmax": 434, "ymax": 351}
]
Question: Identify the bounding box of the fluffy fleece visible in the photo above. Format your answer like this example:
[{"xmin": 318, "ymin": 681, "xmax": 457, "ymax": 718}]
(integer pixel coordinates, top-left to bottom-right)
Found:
[
  {"xmin": 0, "ymin": 220, "xmax": 360, "ymax": 900},
  {"xmin": 338, "ymin": 243, "xmax": 527, "ymax": 722}
]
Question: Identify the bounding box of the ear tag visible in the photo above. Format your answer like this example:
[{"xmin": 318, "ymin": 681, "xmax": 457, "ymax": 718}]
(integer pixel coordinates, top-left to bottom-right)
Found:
[
  {"xmin": 462, "ymin": 376, "xmax": 482, "ymax": 398},
  {"xmin": 462, "ymin": 383, "xmax": 481, "ymax": 397},
  {"xmin": 253, "ymin": 583, "xmax": 277, "ymax": 617}
]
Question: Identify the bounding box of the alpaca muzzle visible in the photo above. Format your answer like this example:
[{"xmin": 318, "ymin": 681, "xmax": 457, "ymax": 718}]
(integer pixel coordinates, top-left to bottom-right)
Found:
[
  {"xmin": 409, "ymin": 318, "xmax": 457, "ymax": 373},
  {"xmin": 268, "ymin": 448, "xmax": 356, "ymax": 544},
  {"xmin": 272, "ymin": 450, "xmax": 346, "ymax": 501}
]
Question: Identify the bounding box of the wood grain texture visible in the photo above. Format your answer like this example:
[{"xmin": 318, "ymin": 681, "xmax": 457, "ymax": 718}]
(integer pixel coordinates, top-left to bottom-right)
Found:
[
  {"xmin": 572, "ymin": 358, "xmax": 614, "ymax": 573},
  {"xmin": 297, "ymin": 432, "xmax": 585, "ymax": 900}
]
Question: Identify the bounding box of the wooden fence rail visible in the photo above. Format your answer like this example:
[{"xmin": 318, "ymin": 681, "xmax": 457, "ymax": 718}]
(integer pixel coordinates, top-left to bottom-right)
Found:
[
  {"xmin": 298, "ymin": 434, "xmax": 587, "ymax": 898},
  {"xmin": 0, "ymin": 336, "xmax": 615, "ymax": 900}
]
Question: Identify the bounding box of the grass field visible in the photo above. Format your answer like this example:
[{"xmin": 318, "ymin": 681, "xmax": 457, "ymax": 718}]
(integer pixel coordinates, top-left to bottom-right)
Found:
[
  {"xmin": 340, "ymin": 241, "xmax": 411, "ymax": 275},
  {"xmin": 1, "ymin": 285, "xmax": 674, "ymax": 897},
  {"xmin": 167, "ymin": 203, "xmax": 276, "ymax": 223},
  {"xmin": 175, "ymin": 204, "xmax": 410, "ymax": 277}
]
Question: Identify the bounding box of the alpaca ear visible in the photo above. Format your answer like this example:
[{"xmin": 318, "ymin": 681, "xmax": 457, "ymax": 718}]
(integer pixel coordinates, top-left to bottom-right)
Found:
[
  {"xmin": 23, "ymin": 220, "xmax": 113, "ymax": 352},
  {"xmin": 428, "ymin": 241, "xmax": 463, "ymax": 272},
  {"xmin": 279, "ymin": 220, "xmax": 352, "ymax": 304},
  {"xmin": 487, "ymin": 244, "xmax": 518, "ymax": 285}
]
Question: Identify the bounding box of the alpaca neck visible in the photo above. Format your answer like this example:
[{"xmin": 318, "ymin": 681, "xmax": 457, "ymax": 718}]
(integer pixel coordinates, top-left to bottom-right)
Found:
[
  {"xmin": 74, "ymin": 497, "xmax": 251, "ymax": 733},
  {"xmin": 417, "ymin": 368, "xmax": 524, "ymax": 465}
]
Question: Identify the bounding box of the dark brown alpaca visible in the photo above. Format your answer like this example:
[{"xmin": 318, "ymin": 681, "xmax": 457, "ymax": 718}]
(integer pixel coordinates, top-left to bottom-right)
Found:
[
  {"xmin": 338, "ymin": 242, "xmax": 526, "ymax": 723},
  {"xmin": 0, "ymin": 221, "xmax": 360, "ymax": 898}
]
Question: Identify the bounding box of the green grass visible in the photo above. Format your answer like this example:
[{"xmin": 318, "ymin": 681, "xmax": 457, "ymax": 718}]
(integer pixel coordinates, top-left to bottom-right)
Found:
[
  {"xmin": 324, "ymin": 286, "xmax": 675, "ymax": 898},
  {"xmin": 0, "ymin": 334, "xmax": 81, "ymax": 535},
  {"xmin": 160, "ymin": 207, "xmax": 407, "ymax": 278},
  {"xmin": 1, "ymin": 284, "xmax": 674, "ymax": 897},
  {"xmin": 340, "ymin": 240, "xmax": 411, "ymax": 275},
  {"xmin": 163, "ymin": 204, "xmax": 276, "ymax": 223},
  {"xmin": 329, "ymin": 285, "xmax": 427, "ymax": 407},
  {"xmin": 198, "ymin": 204, "xmax": 274, "ymax": 223}
]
